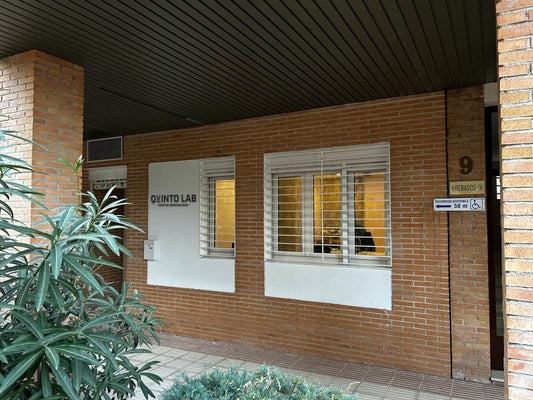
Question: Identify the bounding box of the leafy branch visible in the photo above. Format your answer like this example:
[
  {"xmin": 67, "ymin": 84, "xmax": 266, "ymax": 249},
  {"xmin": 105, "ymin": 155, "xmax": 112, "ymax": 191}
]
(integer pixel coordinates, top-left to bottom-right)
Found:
[{"xmin": 0, "ymin": 130, "xmax": 165, "ymax": 400}]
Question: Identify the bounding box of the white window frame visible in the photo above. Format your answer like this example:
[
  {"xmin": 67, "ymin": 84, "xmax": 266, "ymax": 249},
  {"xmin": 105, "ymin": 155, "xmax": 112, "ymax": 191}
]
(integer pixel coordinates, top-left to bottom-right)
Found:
[
  {"xmin": 264, "ymin": 143, "xmax": 391, "ymax": 268},
  {"xmin": 200, "ymin": 157, "xmax": 235, "ymax": 258}
]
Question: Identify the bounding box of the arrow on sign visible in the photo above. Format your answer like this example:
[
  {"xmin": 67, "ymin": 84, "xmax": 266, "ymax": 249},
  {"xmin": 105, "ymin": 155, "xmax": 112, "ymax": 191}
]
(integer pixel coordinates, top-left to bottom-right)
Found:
[{"xmin": 435, "ymin": 204, "xmax": 451, "ymax": 209}]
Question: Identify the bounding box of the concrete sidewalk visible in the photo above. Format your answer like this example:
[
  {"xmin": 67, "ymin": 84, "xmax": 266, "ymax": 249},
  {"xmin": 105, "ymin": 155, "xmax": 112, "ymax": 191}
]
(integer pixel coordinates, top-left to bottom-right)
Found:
[{"xmin": 131, "ymin": 334, "xmax": 504, "ymax": 400}]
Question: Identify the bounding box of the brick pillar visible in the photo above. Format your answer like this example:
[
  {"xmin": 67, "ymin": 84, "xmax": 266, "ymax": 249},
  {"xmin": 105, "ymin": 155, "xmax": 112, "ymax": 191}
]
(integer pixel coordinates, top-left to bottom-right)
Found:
[
  {"xmin": 0, "ymin": 50, "xmax": 83, "ymax": 223},
  {"xmin": 447, "ymin": 87, "xmax": 491, "ymax": 382},
  {"xmin": 497, "ymin": 1, "xmax": 533, "ymax": 399}
]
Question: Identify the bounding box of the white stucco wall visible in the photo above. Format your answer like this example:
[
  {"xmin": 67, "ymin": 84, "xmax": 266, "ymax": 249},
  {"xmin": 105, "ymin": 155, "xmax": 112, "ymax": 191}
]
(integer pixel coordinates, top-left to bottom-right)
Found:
[{"xmin": 147, "ymin": 160, "xmax": 235, "ymax": 292}]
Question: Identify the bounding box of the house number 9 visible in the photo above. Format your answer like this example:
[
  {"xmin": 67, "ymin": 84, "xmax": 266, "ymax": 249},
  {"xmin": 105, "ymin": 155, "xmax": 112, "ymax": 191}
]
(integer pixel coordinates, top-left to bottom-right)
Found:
[{"xmin": 460, "ymin": 156, "xmax": 473, "ymax": 175}]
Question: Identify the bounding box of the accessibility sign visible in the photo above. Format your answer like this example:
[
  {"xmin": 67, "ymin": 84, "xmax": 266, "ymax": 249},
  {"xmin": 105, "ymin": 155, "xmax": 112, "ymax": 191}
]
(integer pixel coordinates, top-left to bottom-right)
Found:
[{"xmin": 433, "ymin": 198, "xmax": 485, "ymax": 212}]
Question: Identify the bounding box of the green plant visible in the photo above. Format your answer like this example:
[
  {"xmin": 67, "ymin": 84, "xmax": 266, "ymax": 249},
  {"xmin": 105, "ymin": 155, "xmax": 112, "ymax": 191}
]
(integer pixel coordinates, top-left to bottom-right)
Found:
[
  {"xmin": 161, "ymin": 365, "xmax": 359, "ymax": 400},
  {"xmin": 0, "ymin": 130, "xmax": 165, "ymax": 399}
]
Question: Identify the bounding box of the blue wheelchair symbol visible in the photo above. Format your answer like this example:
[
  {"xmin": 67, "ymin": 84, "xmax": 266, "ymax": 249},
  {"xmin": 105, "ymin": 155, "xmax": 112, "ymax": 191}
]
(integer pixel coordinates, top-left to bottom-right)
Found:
[{"xmin": 470, "ymin": 199, "xmax": 483, "ymax": 210}]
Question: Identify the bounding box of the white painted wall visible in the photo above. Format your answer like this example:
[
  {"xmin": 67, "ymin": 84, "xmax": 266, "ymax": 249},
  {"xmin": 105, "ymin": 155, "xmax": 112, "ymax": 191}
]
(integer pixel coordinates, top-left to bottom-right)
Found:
[
  {"xmin": 265, "ymin": 262, "xmax": 392, "ymax": 309},
  {"xmin": 147, "ymin": 160, "xmax": 235, "ymax": 292}
]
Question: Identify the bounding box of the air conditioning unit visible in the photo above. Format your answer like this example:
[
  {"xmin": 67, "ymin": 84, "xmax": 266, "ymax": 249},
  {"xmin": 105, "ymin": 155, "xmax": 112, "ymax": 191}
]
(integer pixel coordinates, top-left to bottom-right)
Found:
[{"xmin": 87, "ymin": 136, "xmax": 122, "ymax": 162}]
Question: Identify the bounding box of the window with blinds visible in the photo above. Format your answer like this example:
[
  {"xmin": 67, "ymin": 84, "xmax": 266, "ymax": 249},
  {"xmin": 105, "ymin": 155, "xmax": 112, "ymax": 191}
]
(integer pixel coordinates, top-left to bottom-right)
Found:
[
  {"xmin": 264, "ymin": 143, "xmax": 391, "ymax": 268},
  {"xmin": 200, "ymin": 157, "xmax": 235, "ymax": 258}
]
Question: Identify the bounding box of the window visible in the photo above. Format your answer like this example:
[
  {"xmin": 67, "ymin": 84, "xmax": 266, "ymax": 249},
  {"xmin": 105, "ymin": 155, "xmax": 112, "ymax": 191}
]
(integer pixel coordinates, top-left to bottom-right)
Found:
[
  {"xmin": 200, "ymin": 157, "xmax": 235, "ymax": 257},
  {"xmin": 265, "ymin": 143, "xmax": 391, "ymax": 267}
]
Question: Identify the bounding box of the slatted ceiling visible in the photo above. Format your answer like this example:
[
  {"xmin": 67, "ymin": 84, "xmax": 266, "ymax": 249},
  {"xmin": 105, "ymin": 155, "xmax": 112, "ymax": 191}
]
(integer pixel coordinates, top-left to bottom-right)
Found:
[
  {"xmin": 302, "ymin": 1, "xmax": 385, "ymax": 100},
  {"xmin": 199, "ymin": 0, "xmax": 350, "ymax": 107},
  {"xmin": 320, "ymin": 3, "xmax": 392, "ymax": 99},
  {"xmin": 332, "ymin": 1, "xmax": 400, "ymax": 98},
  {"xmin": 397, "ymin": 1, "xmax": 443, "ymax": 91},
  {"xmin": 169, "ymin": 3, "xmax": 317, "ymax": 115},
  {"xmin": 42, "ymin": 1, "xmax": 227, "ymax": 123},
  {"xmin": 482, "ymin": 4, "xmax": 497, "ymax": 81},
  {"xmin": 186, "ymin": 1, "xmax": 323, "ymax": 109},
  {"xmin": 84, "ymin": 92, "xmax": 192, "ymax": 137},
  {"xmin": 450, "ymin": 1, "xmax": 474, "ymax": 87},
  {"xmin": 102, "ymin": 2, "xmax": 257, "ymax": 104},
  {"xmin": 411, "ymin": 1, "xmax": 451, "ymax": 89},
  {"xmin": 63, "ymin": 2, "xmax": 232, "ymax": 111},
  {"xmin": 431, "ymin": 1, "xmax": 465, "ymax": 88},
  {"xmin": 239, "ymin": 1, "xmax": 351, "ymax": 105},
  {"xmin": 278, "ymin": 1, "xmax": 369, "ymax": 103},
  {"xmin": 468, "ymin": 2, "xmax": 491, "ymax": 82},
  {"xmin": 353, "ymin": 2, "xmax": 415, "ymax": 95},
  {"xmin": 386, "ymin": 1, "xmax": 435, "ymax": 93},
  {"xmin": 365, "ymin": 1, "xmax": 417, "ymax": 94},
  {"xmin": 0, "ymin": 0, "xmax": 496, "ymax": 140},
  {"xmin": 465, "ymin": 2, "xmax": 485, "ymax": 84},
  {"xmin": 280, "ymin": 1, "xmax": 365, "ymax": 101},
  {"xmin": 120, "ymin": 2, "xmax": 254, "ymax": 108}
]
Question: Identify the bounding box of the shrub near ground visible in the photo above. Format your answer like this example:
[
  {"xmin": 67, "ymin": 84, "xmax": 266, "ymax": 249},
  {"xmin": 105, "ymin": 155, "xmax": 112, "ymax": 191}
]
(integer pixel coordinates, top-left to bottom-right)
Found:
[
  {"xmin": 0, "ymin": 130, "xmax": 164, "ymax": 400},
  {"xmin": 161, "ymin": 365, "xmax": 359, "ymax": 400}
]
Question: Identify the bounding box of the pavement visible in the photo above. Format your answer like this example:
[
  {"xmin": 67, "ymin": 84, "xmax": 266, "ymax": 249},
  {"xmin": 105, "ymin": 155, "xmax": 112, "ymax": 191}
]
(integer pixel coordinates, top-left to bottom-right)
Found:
[{"xmin": 130, "ymin": 333, "xmax": 504, "ymax": 400}]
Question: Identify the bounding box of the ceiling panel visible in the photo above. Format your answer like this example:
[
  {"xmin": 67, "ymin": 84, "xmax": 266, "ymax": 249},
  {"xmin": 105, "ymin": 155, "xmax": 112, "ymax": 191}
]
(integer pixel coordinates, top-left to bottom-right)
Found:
[{"xmin": 0, "ymin": 0, "xmax": 497, "ymax": 140}]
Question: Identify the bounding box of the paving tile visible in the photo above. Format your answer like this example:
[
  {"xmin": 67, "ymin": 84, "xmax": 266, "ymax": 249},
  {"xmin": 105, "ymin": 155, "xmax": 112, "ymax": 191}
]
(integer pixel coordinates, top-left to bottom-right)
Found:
[
  {"xmin": 382, "ymin": 387, "xmax": 418, "ymax": 399},
  {"xmin": 314, "ymin": 361, "xmax": 345, "ymax": 376},
  {"xmin": 179, "ymin": 351, "xmax": 208, "ymax": 361},
  {"xmin": 338, "ymin": 363, "xmax": 372, "ymax": 380},
  {"xmin": 160, "ymin": 348, "xmax": 190, "ymax": 358},
  {"xmin": 276, "ymin": 367, "xmax": 306, "ymax": 377},
  {"xmin": 421, "ymin": 374, "xmax": 454, "ymax": 396},
  {"xmin": 451, "ymin": 380, "xmax": 487, "ymax": 400},
  {"xmin": 217, "ymin": 357, "xmax": 247, "ymax": 368},
  {"xmin": 241, "ymin": 361, "xmax": 263, "ymax": 371},
  {"xmin": 305, "ymin": 372, "xmax": 335, "ymax": 386},
  {"xmin": 391, "ymin": 370, "xmax": 424, "ymax": 390},
  {"xmin": 356, "ymin": 391, "xmax": 384, "ymax": 400},
  {"xmin": 356, "ymin": 381, "xmax": 389, "ymax": 397},
  {"xmin": 151, "ymin": 365, "xmax": 181, "ymax": 379},
  {"xmin": 150, "ymin": 354, "xmax": 180, "ymax": 366},
  {"xmin": 129, "ymin": 334, "xmax": 503, "ymax": 400},
  {"xmin": 162, "ymin": 341, "xmax": 201, "ymax": 351},
  {"xmin": 146, "ymin": 344, "xmax": 175, "ymax": 354},
  {"xmin": 197, "ymin": 354, "xmax": 225, "ymax": 365},
  {"xmin": 291, "ymin": 355, "xmax": 323, "ymax": 371},
  {"xmin": 364, "ymin": 366, "xmax": 396, "ymax": 385},
  {"xmin": 128, "ymin": 352, "xmax": 159, "ymax": 362},
  {"xmin": 162, "ymin": 358, "xmax": 194, "ymax": 369},
  {"xmin": 328, "ymin": 376, "xmax": 360, "ymax": 391},
  {"xmin": 484, "ymin": 383, "xmax": 505, "ymax": 400},
  {"xmin": 417, "ymin": 392, "xmax": 450, "ymax": 400},
  {"xmin": 272, "ymin": 352, "xmax": 300, "ymax": 368},
  {"xmin": 181, "ymin": 365, "xmax": 208, "ymax": 377},
  {"xmin": 196, "ymin": 344, "xmax": 232, "ymax": 357}
]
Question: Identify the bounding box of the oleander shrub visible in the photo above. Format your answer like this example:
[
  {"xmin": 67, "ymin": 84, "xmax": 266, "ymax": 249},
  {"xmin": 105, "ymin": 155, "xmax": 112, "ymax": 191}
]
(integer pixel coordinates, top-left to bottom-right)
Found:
[
  {"xmin": 161, "ymin": 365, "xmax": 359, "ymax": 400},
  {"xmin": 0, "ymin": 130, "xmax": 165, "ymax": 399}
]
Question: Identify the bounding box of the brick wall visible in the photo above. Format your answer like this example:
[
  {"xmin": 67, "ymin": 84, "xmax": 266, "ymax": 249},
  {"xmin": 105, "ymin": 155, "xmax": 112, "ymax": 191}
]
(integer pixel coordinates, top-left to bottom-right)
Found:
[
  {"xmin": 497, "ymin": 0, "xmax": 533, "ymax": 398},
  {"xmin": 0, "ymin": 51, "xmax": 36, "ymax": 228},
  {"xmin": 447, "ymin": 87, "xmax": 490, "ymax": 380},
  {"xmin": 85, "ymin": 91, "xmax": 478, "ymax": 377},
  {"xmin": 0, "ymin": 50, "xmax": 84, "ymax": 223}
]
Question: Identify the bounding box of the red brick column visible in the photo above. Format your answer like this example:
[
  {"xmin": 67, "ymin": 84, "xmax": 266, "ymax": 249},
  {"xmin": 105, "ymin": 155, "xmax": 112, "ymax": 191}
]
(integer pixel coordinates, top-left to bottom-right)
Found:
[
  {"xmin": 0, "ymin": 50, "xmax": 83, "ymax": 222},
  {"xmin": 497, "ymin": 1, "xmax": 533, "ymax": 398},
  {"xmin": 447, "ymin": 87, "xmax": 491, "ymax": 382}
]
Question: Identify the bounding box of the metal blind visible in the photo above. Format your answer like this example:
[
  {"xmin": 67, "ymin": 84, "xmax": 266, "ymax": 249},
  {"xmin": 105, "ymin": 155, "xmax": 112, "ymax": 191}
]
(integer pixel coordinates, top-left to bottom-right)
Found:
[
  {"xmin": 264, "ymin": 143, "xmax": 391, "ymax": 267},
  {"xmin": 199, "ymin": 157, "xmax": 235, "ymax": 257}
]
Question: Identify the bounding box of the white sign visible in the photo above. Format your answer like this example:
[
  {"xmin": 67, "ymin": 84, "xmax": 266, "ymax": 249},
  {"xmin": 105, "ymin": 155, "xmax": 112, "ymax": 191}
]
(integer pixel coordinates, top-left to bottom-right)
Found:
[
  {"xmin": 449, "ymin": 180, "xmax": 485, "ymax": 195},
  {"xmin": 433, "ymin": 198, "xmax": 485, "ymax": 211}
]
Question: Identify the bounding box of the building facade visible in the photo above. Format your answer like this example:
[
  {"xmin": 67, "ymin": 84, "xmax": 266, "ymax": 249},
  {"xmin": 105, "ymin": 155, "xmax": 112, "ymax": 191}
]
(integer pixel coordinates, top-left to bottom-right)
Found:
[
  {"xmin": 2, "ymin": 1, "xmax": 533, "ymax": 398},
  {"xmin": 84, "ymin": 88, "xmax": 492, "ymax": 381}
]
